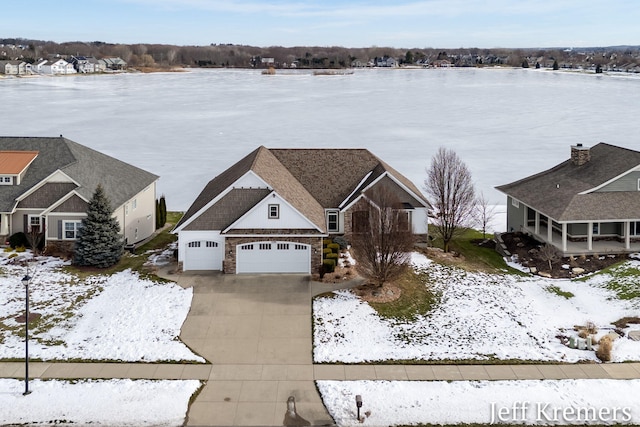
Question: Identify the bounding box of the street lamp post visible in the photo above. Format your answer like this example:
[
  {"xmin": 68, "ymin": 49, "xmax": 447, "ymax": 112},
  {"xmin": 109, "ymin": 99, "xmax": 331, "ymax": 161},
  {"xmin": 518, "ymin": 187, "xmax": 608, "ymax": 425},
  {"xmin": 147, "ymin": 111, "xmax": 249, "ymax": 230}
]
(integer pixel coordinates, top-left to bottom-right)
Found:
[{"xmin": 22, "ymin": 274, "xmax": 31, "ymax": 396}]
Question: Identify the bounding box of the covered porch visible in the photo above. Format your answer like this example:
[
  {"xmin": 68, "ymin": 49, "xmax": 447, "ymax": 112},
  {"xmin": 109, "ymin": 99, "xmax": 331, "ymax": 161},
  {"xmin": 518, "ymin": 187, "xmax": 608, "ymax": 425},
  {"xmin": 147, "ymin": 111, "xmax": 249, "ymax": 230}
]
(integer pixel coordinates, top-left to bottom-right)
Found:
[{"xmin": 522, "ymin": 207, "xmax": 640, "ymax": 255}]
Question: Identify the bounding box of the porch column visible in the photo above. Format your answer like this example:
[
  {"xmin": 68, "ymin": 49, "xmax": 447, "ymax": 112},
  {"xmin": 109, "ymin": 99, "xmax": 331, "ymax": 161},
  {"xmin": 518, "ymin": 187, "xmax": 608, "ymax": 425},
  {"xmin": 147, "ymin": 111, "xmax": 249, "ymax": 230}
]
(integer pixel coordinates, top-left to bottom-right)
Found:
[
  {"xmin": 534, "ymin": 211, "xmax": 540, "ymax": 235},
  {"xmin": 562, "ymin": 223, "xmax": 567, "ymax": 252},
  {"xmin": 547, "ymin": 220, "xmax": 553, "ymax": 243},
  {"xmin": 625, "ymin": 221, "xmax": 631, "ymax": 250},
  {"xmin": 0, "ymin": 213, "xmax": 9, "ymax": 235},
  {"xmin": 587, "ymin": 222, "xmax": 593, "ymax": 251}
]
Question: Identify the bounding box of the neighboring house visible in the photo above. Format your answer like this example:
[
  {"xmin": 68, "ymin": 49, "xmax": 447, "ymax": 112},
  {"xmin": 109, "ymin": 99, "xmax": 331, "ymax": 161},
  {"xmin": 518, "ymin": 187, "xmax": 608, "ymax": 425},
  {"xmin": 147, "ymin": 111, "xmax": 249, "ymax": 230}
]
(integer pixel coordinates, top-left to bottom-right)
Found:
[
  {"xmin": 100, "ymin": 57, "xmax": 127, "ymax": 71},
  {"xmin": 0, "ymin": 60, "xmax": 27, "ymax": 75},
  {"xmin": 173, "ymin": 146, "xmax": 430, "ymax": 273},
  {"xmin": 0, "ymin": 136, "xmax": 159, "ymax": 253},
  {"xmin": 374, "ymin": 56, "xmax": 398, "ymax": 67},
  {"xmin": 40, "ymin": 58, "xmax": 76, "ymax": 75},
  {"xmin": 496, "ymin": 143, "xmax": 640, "ymax": 255},
  {"xmin": 69, "ymin": 56, "xmax": 96, "ymax": 73}
]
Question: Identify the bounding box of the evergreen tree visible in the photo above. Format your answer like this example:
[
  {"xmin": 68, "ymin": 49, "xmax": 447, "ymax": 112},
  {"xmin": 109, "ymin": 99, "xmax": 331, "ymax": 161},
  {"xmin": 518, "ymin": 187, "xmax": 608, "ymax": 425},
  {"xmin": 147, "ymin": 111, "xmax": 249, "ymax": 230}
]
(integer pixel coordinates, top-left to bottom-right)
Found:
[
  {"xmin": 159, "ymin": 195, "xmax": 167, "ymax": 228},
  {"xmin": 74, "ymin": 184, "xmax": 124, "ymax": 268},
  {"xmin": 155, "ymin": 198, "xmax": 161, "ymax": 229}
]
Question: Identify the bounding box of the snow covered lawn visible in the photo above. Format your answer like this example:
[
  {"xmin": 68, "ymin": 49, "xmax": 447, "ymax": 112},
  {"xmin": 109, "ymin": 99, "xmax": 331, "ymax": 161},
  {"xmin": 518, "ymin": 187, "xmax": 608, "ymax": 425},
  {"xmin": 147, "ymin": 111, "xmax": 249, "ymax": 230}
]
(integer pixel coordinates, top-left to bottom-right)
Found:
[
  {"xmin": 0, "ymin": 378, "xmax": 201, "ymax": 426},
  {"xmin": 314, "ymin": 253, "xmax": 640, "ymax": 363},
  {"xmin": 0, "ymin": 252, "xmax": 203, "ymax": 362},
  {"xmin": 318, "ymin": 379, "xmax": 640, "ymax": 426}
]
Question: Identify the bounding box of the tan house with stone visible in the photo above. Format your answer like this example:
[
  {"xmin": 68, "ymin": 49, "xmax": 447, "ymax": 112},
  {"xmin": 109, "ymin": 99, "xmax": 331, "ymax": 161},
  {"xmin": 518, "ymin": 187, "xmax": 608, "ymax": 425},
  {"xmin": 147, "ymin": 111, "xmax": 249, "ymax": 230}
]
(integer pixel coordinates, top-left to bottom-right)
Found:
[
  {"xmin": 497, "ymin": 143, "xmax": 640, "ymax": 255},
  {"xmin": 173, "ymin": 146, "xmax": 430, "ymax": 273}
]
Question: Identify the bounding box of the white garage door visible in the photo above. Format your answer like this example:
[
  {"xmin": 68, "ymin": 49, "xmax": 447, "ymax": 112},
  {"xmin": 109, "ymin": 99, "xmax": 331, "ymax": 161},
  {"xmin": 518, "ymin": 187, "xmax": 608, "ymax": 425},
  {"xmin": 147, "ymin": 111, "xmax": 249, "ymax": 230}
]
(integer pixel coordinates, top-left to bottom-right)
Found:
[
  {"xmin": 184, "ymin": 240, "xmax": 222, "ymax": 271},
  {"xmin": 236, "ymin": 241, "xmax": 310, "ymax": 274}
]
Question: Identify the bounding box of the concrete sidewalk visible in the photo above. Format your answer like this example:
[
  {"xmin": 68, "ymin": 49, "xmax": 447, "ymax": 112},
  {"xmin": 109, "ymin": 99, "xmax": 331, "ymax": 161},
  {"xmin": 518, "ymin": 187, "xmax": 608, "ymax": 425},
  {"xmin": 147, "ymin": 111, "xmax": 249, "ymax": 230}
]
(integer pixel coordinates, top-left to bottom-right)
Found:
[{"xmin": 2, "ymin": 361, "xmax": 640, "ymax": 382}]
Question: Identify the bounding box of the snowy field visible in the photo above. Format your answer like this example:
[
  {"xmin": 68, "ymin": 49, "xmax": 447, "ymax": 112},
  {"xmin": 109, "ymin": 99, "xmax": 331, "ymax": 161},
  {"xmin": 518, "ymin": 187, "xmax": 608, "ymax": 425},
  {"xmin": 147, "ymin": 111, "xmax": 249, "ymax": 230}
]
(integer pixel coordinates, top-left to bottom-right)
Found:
[
  {"xmin": 318, "ymin": 379, "xmax": 640, "ymax": 426},
  {"xmin": 0, "ymin": 378, "xmax": 201, "ymax": 426},
  {"xmin": 314, "ymin": 253, "xmax": 640, "ymax": 363},
  {"xmin": 0, "ymin": 251, "xmax": 204, "ymax": 362}
]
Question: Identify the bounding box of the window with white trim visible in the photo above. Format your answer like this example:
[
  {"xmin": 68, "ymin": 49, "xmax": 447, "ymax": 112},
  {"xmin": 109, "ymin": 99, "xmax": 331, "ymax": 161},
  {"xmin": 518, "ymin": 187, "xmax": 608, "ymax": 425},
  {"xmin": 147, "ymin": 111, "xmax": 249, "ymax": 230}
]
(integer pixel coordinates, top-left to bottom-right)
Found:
[
  {"xmin": 592, "ymin": 223, "xmax": 600, "ymax": 235},
  {"xmin": 327, "ymin": 210, "xmax": 339, "ymax": 232},
  {"xmin": 0, "ymin": 176, "xmax": 12, "ymax": 185},
  {"xmin": 268, "ymin": 204, "xmax": 279, "ymax": 219},
  {"xmin": 188, "ymin": 241, "xmax": 201, "ymax": 248},
  {"xmin": 511, "ymin": 198, "xmax": 519, "ymax": 208},
  {"xmin": 28, "ymin": 215, "xmax": 41, "ymax": 232},
  {"xmin": 206, "ymin": 241, "xmax": 218, "ymax": 248},
  {"xmin": 631, "ymin": 222, "xmax": 640, "ymax": 236},
  {"xmin": 277, "ymin": 243, "xmax": 289, "ymax": 250},
  {"xmin": 294, "ymin": 244, "xmax": 306, "ymax": 250},
  {"xmin": 63, "ymin": 221, "xmax": 83, "ymax": 240},
  {"xmin": 132, "ymin": 199, "xmax": 137, "ymax": 210},
  {"xmin": 259, "ymin": 243, "xmax": 272, "ymax": 250},
  {"xmin": 241, "ymin": 244, "xmax": 254, "ymax": 250}
]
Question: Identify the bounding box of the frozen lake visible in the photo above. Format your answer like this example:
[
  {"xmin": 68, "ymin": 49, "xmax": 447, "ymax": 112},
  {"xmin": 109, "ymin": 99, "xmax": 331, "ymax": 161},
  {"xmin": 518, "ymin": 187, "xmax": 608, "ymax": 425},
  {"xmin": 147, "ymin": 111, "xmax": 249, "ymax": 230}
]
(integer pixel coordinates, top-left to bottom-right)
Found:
[{"xmin": 1, "ymin": 68, "xmax": 638, "ymax": 213}]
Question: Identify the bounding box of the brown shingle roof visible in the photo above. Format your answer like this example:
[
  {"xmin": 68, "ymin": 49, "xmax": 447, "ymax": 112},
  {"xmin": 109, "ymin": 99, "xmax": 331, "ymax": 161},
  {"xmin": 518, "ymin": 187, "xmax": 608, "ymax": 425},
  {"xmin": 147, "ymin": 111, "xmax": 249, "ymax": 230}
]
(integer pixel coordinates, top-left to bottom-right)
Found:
[
  {"xmin": 496, "ymin": 143, "xmax": 640, "ymax": 221},
  {"xmin": 184, "ymin": 188, "xmax": 271, "ymax": 231},
  {"xmin": 176, "ymin": 146, "xmax": 429, "ymax": 232}
]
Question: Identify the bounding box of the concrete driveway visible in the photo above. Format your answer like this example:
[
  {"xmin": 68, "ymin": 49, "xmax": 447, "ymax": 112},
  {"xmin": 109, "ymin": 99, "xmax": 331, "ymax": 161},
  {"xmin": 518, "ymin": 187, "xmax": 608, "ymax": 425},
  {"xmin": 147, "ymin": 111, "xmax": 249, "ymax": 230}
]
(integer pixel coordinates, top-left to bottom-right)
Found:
[{"xmin": 160, "ymin": 270, "xmax": 353, "ymax": 426}]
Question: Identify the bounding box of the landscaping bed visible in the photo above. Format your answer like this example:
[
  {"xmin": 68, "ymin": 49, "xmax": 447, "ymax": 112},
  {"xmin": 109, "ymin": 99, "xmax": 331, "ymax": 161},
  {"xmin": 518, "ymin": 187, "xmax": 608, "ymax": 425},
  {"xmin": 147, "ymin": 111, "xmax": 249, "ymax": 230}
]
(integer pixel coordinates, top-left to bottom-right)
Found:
[{"xmin": 499, "ymin": 231, "xmax": 623, "ymax": 278}]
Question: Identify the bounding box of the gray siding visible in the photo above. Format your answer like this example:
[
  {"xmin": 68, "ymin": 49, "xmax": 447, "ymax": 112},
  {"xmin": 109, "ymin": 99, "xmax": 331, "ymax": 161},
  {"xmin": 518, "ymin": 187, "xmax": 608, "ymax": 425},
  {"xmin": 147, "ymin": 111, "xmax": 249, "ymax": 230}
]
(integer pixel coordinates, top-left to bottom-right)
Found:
[
  {"xmin": 506, "ymin": 197, "xmax": 525, "ymax": 232},
  {"xmin": 596, "ymin": 171, "xmax": 640, "ymax": 192},
  {"xmin": 568, "ymin": 223, "xmax": 587, "ymax": 236}
]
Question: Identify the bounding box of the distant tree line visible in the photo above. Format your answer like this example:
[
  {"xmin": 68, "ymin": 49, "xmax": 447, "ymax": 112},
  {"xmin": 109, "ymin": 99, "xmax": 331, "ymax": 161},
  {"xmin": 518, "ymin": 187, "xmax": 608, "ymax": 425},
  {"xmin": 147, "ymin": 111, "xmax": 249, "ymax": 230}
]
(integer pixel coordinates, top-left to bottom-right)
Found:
[{"xmin": 2, "ymin": 38, "xmax": 639, "ymax": 71}]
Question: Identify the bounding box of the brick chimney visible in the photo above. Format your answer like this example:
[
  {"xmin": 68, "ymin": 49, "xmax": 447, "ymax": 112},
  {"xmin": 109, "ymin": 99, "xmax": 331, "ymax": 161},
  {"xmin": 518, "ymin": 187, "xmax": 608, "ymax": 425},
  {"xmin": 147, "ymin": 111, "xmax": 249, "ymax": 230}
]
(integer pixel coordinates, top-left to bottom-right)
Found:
[{"xmin": 571, "ymin": 143, "xmax": 590, "ymax": 166}]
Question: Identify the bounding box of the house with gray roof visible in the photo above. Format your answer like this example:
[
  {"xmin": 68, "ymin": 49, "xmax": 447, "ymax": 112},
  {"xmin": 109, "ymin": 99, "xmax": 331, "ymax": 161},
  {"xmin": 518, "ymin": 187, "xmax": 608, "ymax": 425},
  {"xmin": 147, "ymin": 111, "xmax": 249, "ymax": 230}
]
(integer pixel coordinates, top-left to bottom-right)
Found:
[
  {"xmin": 0, "ymin": 136, "xmax": 159, "ymax": 254},
  {"xmin": 497, "ymin": 143, "xmax": 640, "ymax": 255},
  {"xmin": 173, "ymin": 146, "xmax": 430, "ymax": 273}
]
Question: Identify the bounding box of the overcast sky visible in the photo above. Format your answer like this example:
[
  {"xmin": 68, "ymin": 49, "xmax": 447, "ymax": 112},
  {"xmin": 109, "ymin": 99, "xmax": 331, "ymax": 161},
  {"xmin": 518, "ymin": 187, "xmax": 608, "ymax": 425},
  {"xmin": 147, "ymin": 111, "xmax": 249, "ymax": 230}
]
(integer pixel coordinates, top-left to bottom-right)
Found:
[{"xmin": 3, "ymin": 0, "xmax": 639, "ymax": 48}]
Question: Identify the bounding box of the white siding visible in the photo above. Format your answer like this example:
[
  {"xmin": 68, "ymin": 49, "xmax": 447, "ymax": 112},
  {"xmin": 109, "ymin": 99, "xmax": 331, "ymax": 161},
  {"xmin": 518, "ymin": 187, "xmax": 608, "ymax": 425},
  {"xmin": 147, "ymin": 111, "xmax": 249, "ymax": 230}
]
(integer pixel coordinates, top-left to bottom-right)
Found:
[
  {"xmin": 412, "ymin": 208, "xmax": 429, "ymax": 234},
  {"xmin": 230, "ymin": 193, "xmax": 316, "ymax": 230},
  {"xmin": 233, "ymin": 171, "xmax": 269, "ymax": 189}
]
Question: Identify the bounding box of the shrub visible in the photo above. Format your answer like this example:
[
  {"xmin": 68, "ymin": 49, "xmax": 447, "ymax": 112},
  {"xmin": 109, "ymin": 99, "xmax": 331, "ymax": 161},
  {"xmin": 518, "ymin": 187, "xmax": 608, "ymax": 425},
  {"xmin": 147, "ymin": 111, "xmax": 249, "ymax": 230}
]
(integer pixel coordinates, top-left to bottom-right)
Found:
[
  {"xmin": 322, "ymin": 259, "xmax": 336, "ymax": 272},
  {"xmin": 326, "ymin": 252, "xmax": 339, "ymax": 264},
  {"xmin": 323, "ymin": 248, "xmax": 333, "ymax": 257},
  {"xmin": 9, "ymin": 232, "xmax": 28, "ymax": 249},
  {"xmin": 333, "ymin": 236, "xmax": 349, "ymax": 249},
  {"xmin": 323, "ymin": 239, "xmax": 333, "ymax": 248},
  {"xmin": 318, "ymin": 263, "xmax": 327, "ymax": 279},
  {"xmin": 584, "ymin": 321, "xmax": 598, "ymax": 335},
  {"xmin": 15, "ymin": 246, "xmax": 26, "ymax": 253},
  {"xmin": 596, "ymin": 336, "xmax": 612, "ymax": 362},
  {"xmin": 328, "ymin": 243, "xmax": 340, "ymax": 253}
]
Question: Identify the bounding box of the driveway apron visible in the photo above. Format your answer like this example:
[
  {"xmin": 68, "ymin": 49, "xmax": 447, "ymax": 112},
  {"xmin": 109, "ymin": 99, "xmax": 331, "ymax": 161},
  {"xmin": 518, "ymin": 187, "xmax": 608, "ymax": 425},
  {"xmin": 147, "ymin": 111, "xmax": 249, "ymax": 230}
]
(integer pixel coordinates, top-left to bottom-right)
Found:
[{"xmin": 161, "ymin": 270, "xmax": 335, "ymax": 426}]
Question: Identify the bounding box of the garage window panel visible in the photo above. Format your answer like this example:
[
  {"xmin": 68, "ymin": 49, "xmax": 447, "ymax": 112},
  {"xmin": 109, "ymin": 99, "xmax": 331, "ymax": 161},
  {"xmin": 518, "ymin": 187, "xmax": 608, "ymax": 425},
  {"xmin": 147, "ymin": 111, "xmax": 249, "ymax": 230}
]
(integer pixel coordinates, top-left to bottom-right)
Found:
[{"xmin": 188, "ymin": 241, "xmax": 201, "ymax": 248}]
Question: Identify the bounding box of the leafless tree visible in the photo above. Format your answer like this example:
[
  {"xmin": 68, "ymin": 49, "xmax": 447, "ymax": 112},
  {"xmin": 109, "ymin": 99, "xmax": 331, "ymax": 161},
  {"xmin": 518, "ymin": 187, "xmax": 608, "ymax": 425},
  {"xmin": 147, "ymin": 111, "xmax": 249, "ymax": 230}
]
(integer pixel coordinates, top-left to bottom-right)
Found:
[
  {"xmin": 424, "ymin": 147, "xmax": 475, "ymax": 252},
  {"xmin": 25, "ymin": 225, "xmax": 45, "ymax": 256},
  {"xmin": 349, "ymin": 186, "xmax": 415, "ymax": 288},
  {"xmin": 539, "ymin": 243, "xmax": 560, "ymax": 271},
  {"xmin": 473, "ymin": 191, "xmax": 498, "ymax": 238}
]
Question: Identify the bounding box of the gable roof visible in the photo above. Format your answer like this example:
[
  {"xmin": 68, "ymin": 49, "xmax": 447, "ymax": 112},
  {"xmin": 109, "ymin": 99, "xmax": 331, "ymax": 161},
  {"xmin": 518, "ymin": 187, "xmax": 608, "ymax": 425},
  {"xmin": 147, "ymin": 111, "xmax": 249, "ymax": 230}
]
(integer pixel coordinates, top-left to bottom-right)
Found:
[
  {"xmin": 175, "ymin": 146, "xmax": 429, "ymax": 232},
  {"xmin": 496, "ymin": 143, "xmax": 640, "ymax": 221},
  {"xmin": 0, "ymin": 137, "xmax": 159, "ymax": 213},
  {"xmin": 269, "ymin": 148, "xmax": 430, "ymax": 208}
]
